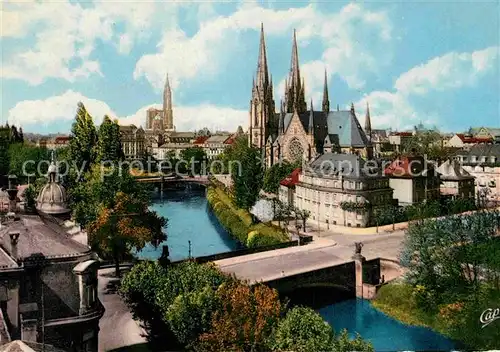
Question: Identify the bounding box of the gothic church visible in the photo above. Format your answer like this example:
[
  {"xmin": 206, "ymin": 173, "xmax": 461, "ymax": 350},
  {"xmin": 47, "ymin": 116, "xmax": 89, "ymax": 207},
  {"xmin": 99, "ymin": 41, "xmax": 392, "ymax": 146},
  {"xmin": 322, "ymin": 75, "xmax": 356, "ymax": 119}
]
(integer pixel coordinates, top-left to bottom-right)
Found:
[{"xmin": 248, "ymin": 25, "xmax": 373, "ymax": 167}]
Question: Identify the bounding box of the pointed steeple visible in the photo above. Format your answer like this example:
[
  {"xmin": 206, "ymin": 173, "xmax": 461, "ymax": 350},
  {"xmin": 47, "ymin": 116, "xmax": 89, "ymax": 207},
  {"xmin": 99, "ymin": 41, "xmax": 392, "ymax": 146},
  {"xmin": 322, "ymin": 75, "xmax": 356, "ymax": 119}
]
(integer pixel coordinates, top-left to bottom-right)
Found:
[
  {"xmin": 278, "ymin": 100, "xmax": 285, "ymax": 135},
  {"xmin": 309, "ymin": 99, "xmax": 314, "ymax": 134},
  {"xmin": 256, "ymin": 22, "xmax": 269, "ymax": 89},
  {"xmin": 290, "ymin": 29, "xmax": 301, "ymax": 89},
  {"xmin": 322, "ymin": 69, "xmax": 330, "ymax": 113},
  {"xmin": 163, "ymin": 73, "xmax": 174, "ymax": 130},
  {"xmin": 350, "ymin": 102, "xmax": 355, "ymax": 114},
  {"xmin": 365, "ymin": 101, "xmax": 372, "ymax": 140}
]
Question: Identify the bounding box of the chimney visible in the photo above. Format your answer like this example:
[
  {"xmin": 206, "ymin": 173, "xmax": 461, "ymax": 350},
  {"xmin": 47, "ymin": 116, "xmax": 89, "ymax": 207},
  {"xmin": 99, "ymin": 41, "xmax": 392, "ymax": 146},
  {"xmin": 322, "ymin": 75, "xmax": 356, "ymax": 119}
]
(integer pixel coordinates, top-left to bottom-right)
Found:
[{"xmin": 9, "ymin": 231, "xmax": 20, "ymax": 260}]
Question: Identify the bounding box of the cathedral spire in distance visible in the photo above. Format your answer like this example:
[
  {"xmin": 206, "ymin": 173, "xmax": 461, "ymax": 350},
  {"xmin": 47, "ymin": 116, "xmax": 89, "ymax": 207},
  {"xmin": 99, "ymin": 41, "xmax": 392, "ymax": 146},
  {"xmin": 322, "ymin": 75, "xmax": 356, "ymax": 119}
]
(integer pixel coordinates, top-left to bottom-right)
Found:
[
  {"xmin": 163, "ymin": 73, "xmax": 174, "ymax": 130},
  {"xmin": 256, "ymin": 22, "xmax": 269, "ymax": 90},
  {"xmin": 322, "ymin": 69, "xmax": 330, "ymax": 113},
  {"xmin": 365, "ymin": 101, "xmax": 372, "ymax": 141},
  {"xmin": 285, "ymin": 29, "xmax": 306, "ymax": 114},
  {"xmin": 309, "ymin": 99, "xmax": 314, "ymax": 134}
]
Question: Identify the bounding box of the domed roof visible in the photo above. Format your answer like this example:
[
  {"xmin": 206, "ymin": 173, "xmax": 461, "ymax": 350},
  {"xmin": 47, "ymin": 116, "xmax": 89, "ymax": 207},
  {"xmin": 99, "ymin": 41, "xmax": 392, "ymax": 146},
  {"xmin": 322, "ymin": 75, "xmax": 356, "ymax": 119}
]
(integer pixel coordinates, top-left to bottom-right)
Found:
[{"xmin": 36, "ymin": 154, "xmax": 70, "ymax": 215}]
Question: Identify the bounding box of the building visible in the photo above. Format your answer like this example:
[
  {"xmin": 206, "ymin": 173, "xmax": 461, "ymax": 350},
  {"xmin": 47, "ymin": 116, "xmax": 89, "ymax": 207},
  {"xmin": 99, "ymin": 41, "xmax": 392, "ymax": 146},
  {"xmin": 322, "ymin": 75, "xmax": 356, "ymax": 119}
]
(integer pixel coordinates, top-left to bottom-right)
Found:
[
  {"xmin": 45, "ymin": 136, "xmax": 71, "ymax": 150},
  {"xmin": 384, "ymin": 156, "xmax": 441, "ymax": 206},
  {"xmin": 248, "ymin": 26, "xmax": 373, "ymax": 167},
  {"xmin": 202, "ymin": 135, "xmax": 231, "ymax": 160},
  {"xmin": 454, "ymin": 144, "xmax": 500, "ymax": 202},
  {"xmin": 145, "ymin": 75, "xmax": 174, "ymax": 132},
  {"xmin": 436, "ymin": 160, "xmax": 475, "ymax": 199},
  {"xmin": 388, "ymin": 132, "xmax": 413, "ymax": 153},
  {"xmin": 119, "ymin": 125, "xmax": 145, "ymax": 160},
  {"xmin": 468, "ymin": 127, "xmax": 500, "ymax": 141},
  {"xmin": 0, "ymin": 163, "xmax": 103, "ymax": 350},
  {"xmin": 278, "ymin": 168, "xmax": 301, "ymax": 206},
  {"xmin": 446, "ymin": 133, "xmax": 492, "ymax": 149},
  {"xmin": 293, "ymin": 153, "xmax": 393, "ymax": 228}
]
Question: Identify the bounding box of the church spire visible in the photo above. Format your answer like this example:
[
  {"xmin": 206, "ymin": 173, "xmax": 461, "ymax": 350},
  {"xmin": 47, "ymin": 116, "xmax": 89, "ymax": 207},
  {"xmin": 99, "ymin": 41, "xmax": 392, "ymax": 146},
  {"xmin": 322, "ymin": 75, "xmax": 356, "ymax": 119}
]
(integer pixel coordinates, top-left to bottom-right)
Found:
[
  {"xmin": 284, "ymin": 29, "xmax": 306, "ymax": 114},
  {"xmin": 365, "ymin": 101, "xmax": 372, "ymax": 140},
  {"xmin": 322, "ymin": 69, "xmax": 330, "ymax": 113},
  {"xmin": 290, "ymin": 29, "xmax": 300, "ymax": 89},
  {"xmin": 278, "ymin": 100, "xmax": 285, "ymax": 135},
  {"xmin": 256, "ymin": 22, "xmax": 269, "ymax": 90},
  {"xmin": 163, "ymin": 73, "xmax": 173, "ymax": 130},
  {"xmin": 350, "ymin": 102, "xmax": 355, "ymax": 114},
  {"xmin": 309, "ymin": 99, "xmax": 314, "ymax": 134}
]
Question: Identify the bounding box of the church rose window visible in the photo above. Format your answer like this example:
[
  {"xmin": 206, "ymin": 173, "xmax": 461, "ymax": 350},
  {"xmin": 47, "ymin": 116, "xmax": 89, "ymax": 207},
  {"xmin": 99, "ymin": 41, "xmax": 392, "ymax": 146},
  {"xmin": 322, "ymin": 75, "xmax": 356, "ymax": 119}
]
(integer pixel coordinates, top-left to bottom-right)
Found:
[{"xmin": 288, "ymin": 138, "xmax": 304, "ymax": 162}]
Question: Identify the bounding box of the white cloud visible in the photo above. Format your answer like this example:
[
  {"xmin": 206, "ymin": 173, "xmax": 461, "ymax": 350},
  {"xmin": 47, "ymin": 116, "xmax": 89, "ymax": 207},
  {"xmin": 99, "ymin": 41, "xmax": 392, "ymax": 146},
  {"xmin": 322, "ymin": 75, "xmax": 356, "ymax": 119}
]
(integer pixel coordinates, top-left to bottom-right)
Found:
[
  {"xmin": 7, "ymin": 91, "xmax": 247, "ymax": 133},
  {"xmin": 354, "ymin": 46, "xmax": 500, "ymax": 130},
  {"xmin": 7, "ymin": 90, "xmax": 116, "ymax": 127},
  {"xmin": 1, "ymin": 0, "xmax": 160, "ymax": 85}
]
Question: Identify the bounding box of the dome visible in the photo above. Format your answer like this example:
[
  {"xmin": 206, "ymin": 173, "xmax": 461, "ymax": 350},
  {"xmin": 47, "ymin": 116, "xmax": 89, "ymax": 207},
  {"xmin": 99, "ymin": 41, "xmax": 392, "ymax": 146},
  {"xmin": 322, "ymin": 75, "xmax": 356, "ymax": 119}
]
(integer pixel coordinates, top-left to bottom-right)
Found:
[{"xmin": 36, "ymin": 158, "xmax": 70, "ymax": 215}]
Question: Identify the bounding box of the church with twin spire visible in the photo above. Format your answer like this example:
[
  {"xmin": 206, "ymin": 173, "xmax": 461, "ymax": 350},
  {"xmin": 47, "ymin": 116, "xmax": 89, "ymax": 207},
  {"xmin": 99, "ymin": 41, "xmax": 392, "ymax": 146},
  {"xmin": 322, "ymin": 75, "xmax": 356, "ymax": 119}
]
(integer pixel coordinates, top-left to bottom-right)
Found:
[{"xmin": 248, "ymin": 24, "xmax": 374, "ymax": 167}]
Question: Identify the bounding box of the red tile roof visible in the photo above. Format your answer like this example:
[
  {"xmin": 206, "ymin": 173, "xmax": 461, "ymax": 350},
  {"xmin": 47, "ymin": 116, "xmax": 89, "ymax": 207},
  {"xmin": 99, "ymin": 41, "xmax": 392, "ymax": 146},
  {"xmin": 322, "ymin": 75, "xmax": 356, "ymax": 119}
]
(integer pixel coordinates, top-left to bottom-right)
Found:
[
  {"xmin": 193, "ymin": 135, "xmax": 210, "ymax": 145},
  {"xmin": 391, "ymin": 132, "xmax": 413, "ymax": 137},
  {"xmin": 384, "ymin": 156, "xmax": 427, "ymax": 178},
  {"xmin": 280, "ymin": 168, "xmax": 302, "ymax": 187},
  {"xmin": 455, "ymin": 134, "xmax": 492, "ymax": 144}
]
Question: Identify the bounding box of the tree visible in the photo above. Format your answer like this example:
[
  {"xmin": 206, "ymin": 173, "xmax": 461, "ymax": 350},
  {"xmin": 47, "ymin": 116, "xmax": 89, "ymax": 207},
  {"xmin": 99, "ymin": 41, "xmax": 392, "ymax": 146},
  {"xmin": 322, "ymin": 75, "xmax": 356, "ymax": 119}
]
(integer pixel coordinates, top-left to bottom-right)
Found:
[
  {"xmin": 180, "ymin": 147, "xmax": 207, "ymax": 176},
  {"xmin": 69, "ymin": 102, "xmax": 97, "ymax": 175},
  {"xmin": 263, "ymin": 160, "xmax": 300, "ymax": 194},
  {"xmin": 24, "ymin": 184, "xmax": 37, "ymax": 212},
  {"xmin": 8, "ymin": 143, "xmax": 49, "ymax": 181},
  {"xmin": 272, "ymin": 307, "xmax": 334, "ymax": 352},
  {"xmin": 231, "ymin": 142, "xmax": 263, "ymax": 210},
  {"xmin": 197, "ymin": 282, "xmax": 282, "ymax": 352},
  {"xmin": 333, "ymin": 329, "xmax": 374, "ymax": 352},
  {"xmin": 96, "ymin": 115, "xmax": 123, "ymax": 163},
  {"xmin": 70, "ymin": 164, "xmax": 150, "ymax": 227},
  {"xmin": 0, "ymin": 126, "xmax": 10, "ymax": 180},
  {"xmin": 88, "ymin": 191, "xmax": 166, "ymax": 277}
]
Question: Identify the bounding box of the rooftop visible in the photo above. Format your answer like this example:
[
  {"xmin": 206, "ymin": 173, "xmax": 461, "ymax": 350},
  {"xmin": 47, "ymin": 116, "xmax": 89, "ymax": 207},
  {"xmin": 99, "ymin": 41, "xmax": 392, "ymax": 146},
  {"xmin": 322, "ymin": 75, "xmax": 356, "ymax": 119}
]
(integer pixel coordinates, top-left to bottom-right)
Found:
[
  {"xmin": 280, "ymin": 168, "xmax": 302, "ymax": 187},
  {"xmin": 0, "ymin": 214, "xmax": 91, "ymax": 263}
]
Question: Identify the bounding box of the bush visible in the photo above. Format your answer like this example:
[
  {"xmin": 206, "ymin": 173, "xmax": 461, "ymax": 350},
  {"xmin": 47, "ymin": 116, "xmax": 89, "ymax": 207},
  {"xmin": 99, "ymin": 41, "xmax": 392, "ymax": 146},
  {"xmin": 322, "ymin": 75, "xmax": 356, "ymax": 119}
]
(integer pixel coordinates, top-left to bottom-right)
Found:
[
  {"xmin": 207, "ymin": 186, "xmax": 288, "ymax": 247},
  {"xmin": 271, "ymin": 307, "xmax": 334, "ymax": 352}
]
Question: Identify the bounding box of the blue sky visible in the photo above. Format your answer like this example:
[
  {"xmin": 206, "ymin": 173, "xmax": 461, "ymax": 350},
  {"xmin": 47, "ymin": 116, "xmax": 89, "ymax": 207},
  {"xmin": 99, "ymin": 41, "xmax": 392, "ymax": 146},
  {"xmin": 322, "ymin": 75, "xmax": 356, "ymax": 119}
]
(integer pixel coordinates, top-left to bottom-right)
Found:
[{"xmin": 1, "ymin": 0, "xmax": 499, "ymax": 135}]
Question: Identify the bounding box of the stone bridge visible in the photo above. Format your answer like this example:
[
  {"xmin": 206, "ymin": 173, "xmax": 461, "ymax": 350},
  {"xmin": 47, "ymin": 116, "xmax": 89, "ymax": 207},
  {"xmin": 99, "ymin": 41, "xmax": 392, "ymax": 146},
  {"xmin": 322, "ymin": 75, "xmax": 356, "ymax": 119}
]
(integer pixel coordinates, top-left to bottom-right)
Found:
[
  {"xmin": 215, "ymin": 239, "xmax": 404, "ymax": 298},
  {"xmin": 135, "ymin": 175, "xmax": 211, "ymax": 186}
]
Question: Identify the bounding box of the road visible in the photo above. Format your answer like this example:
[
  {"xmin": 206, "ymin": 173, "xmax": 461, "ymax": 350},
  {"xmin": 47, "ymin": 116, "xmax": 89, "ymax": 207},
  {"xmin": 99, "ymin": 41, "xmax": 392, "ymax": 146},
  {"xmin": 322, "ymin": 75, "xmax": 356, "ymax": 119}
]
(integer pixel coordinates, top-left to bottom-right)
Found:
[
  {"xmin": 98, "ymin": 268, "xmax": 147, "ymax": 352},
  {"xmin": 215, "ymin": 230, "xmax": 406, "ymax": 283}
]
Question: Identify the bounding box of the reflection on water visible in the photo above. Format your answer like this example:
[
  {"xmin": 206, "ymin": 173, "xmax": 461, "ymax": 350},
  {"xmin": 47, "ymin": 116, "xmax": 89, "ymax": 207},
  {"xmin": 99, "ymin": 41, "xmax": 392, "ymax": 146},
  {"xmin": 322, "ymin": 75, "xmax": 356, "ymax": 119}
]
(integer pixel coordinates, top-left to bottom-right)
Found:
[
  {"xmin": 285, "ymin": 287, "xmax": 457, "ymax": 352},
  {"xmin": 135, "ymin": 187, "xmax": 241, "ymax": 261}
]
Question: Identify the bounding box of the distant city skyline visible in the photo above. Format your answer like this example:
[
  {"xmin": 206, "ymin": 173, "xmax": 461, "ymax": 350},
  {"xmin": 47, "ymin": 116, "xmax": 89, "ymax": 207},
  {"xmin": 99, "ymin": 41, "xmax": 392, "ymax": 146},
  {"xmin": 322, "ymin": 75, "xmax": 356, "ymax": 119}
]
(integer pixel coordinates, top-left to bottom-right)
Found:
[{"xmin": 2, "ymin": 1, "xmax": 499, "ymax": 134}]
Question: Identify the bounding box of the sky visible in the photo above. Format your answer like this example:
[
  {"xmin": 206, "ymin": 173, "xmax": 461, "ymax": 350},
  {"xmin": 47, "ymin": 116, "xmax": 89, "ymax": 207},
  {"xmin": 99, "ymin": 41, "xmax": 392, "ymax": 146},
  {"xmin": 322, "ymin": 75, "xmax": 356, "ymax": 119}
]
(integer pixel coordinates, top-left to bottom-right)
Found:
[{"xmin": 1, "ymin": 0, "xmax": 499, "ymax": 135}]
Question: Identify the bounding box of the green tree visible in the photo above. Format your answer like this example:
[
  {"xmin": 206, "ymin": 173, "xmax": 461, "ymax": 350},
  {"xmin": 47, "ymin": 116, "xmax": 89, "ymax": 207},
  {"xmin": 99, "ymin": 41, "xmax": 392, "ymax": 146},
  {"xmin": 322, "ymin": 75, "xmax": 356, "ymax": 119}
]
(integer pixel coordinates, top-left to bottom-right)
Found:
[
  {"xmin": 166, "ymin": 286, "xmax": 219, "ymax": 346},
  {"xmin": 0, "ymin": 127, "xmax": 11, "ymax": 180},
  {"xmin": 96, "ymin": 115, "xmax": 123, "ymax": 163},
  {"xmin": 272, "ymin": 307, "xmax": 334, "ymax": 352},
  {"xmin": 8, "ymin": 143, "xmax": 49, "ymax": 181},
  {"xmin": 333, "ymin": 329, "xmax": 374, "ymax": 352},
  {"xmin": 69, "ymin": 102, "xmax": 98, "ymax": 175},
  {"xmin": 87, "ymin": 191, "xmax": 166, "ymax": 277},
  {"xmin": 180, "ymin": 147, "xmax": 207, "ymax": 175},
  {"xmin": 231, "ymin": 143, "xmax": 263, "ymax": 209},
  {"xmin": 263, "ymin": 160, "xmax": 300, "ymax": 194},
  {"xmin": 24, "ymin": 184, "xmax": 37, "ymax": 212}
]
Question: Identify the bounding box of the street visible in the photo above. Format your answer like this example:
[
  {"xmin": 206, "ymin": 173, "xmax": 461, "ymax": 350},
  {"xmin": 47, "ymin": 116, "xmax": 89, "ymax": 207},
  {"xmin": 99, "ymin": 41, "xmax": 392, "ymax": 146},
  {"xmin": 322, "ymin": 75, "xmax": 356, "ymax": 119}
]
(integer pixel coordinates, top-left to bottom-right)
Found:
[{"xmin": 98, "ymin": 268, "xmax": 148, "ymax": 352}]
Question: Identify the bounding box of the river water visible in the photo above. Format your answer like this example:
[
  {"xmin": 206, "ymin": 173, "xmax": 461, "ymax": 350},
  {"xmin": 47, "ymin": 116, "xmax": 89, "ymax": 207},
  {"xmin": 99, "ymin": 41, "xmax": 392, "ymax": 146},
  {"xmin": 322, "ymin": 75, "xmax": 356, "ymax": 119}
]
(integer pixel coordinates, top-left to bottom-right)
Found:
[
  {"xmin": 136, "ymin": 187, "xmax": 241, "ymax": 261},
  {"xmin": 137, "ymin": 188, "xmax": 457, "ymax": 351}
]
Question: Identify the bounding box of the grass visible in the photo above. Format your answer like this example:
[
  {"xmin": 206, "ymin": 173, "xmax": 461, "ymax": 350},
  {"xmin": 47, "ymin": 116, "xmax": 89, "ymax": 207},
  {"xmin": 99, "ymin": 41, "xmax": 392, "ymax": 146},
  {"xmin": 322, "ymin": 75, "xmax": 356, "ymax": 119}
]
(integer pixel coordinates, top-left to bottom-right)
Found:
[{"xmin": 371, "ymin": 283, "xmax": 437, "ymax": 329}]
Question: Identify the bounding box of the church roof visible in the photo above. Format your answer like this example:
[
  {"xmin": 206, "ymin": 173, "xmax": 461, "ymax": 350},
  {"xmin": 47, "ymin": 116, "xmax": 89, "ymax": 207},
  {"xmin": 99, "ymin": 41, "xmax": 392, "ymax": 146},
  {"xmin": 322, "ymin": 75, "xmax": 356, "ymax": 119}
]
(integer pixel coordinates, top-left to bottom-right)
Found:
[
  {"xmin": 282, "ymin": 110, "xmax": 369, "ymax": 148},
  {"xmin": 306, "ymin": 153, "xmax": 384, "ymax": 179}
]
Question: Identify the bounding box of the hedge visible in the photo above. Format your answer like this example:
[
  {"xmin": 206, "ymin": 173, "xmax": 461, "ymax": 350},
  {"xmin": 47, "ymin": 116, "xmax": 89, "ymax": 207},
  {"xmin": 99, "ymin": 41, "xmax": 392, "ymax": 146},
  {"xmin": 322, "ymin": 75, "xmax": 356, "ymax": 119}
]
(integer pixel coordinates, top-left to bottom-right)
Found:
[{"xmin": 207, "ymin": 186, "xmax": 288, "ymax": 248}]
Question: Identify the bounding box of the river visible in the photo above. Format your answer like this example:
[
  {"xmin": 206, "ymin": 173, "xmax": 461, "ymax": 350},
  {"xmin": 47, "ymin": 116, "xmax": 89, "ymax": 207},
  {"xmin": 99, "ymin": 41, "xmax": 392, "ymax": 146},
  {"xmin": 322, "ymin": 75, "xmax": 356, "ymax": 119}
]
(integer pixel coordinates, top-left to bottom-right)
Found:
[
  {"xmin": 137, "ymin": 188, "xmax": 457, "ymax": 351},
  {"xmin": 136, "ymin": 187, "xmax": 241, "ymax": 261}
]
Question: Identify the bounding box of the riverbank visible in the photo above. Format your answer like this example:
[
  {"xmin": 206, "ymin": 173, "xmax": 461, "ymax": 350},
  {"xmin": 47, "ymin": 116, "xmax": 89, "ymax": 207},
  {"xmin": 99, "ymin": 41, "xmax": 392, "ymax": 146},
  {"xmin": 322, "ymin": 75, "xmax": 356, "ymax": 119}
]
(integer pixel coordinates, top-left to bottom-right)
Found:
[
  {"xmin": 372, "ymin": 282, "xmax": 500, "ymax": 350},
  {"xmin": 206, "ymin": 186, "xmax": 289, "ymax": 248}
]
